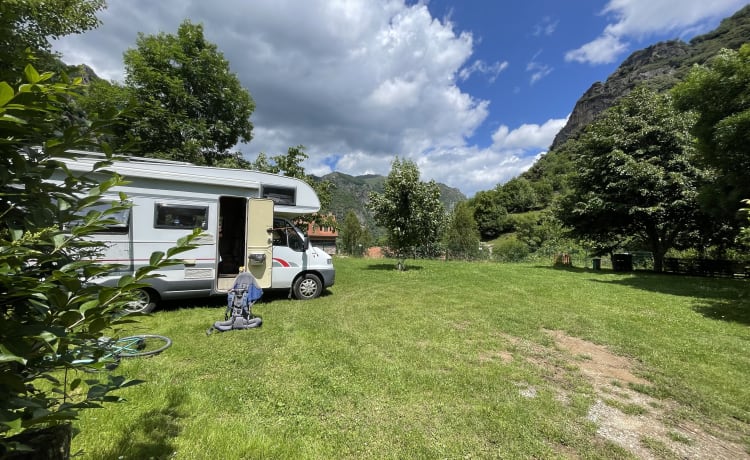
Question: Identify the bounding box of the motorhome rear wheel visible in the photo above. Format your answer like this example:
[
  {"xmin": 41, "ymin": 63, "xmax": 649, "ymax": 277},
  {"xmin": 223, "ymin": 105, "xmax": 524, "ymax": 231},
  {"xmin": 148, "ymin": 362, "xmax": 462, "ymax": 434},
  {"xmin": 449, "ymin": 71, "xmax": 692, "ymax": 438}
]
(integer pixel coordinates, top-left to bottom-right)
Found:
[{"xmin": 125, "ymin": 288, "xmax": 157, "ymax": 314}]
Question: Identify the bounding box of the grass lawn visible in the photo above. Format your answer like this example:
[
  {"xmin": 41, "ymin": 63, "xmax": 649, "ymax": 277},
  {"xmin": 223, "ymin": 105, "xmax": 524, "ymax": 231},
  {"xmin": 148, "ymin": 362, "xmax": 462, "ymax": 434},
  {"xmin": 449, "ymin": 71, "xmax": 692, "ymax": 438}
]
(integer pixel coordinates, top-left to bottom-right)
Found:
[{"xmin": 70, "ymin": 258, "xmax": 750, "ymax": 459}]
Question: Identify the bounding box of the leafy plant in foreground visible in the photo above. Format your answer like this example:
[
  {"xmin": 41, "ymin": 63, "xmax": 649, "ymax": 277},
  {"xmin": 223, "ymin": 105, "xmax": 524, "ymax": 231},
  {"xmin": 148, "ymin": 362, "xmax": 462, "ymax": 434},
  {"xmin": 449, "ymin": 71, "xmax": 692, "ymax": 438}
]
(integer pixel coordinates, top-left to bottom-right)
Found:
[{"xmin": 0, "ymin": 65, "xmax": 201, "ymax": 455}]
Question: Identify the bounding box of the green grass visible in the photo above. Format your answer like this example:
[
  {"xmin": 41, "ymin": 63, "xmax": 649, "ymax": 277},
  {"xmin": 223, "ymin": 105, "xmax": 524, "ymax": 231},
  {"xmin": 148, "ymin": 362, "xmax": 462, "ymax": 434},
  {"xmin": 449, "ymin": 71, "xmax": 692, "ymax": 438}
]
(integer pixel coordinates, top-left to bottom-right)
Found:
[{"xmin": 70, "ymin": 258, "xmax": 750, "ymax": 459}]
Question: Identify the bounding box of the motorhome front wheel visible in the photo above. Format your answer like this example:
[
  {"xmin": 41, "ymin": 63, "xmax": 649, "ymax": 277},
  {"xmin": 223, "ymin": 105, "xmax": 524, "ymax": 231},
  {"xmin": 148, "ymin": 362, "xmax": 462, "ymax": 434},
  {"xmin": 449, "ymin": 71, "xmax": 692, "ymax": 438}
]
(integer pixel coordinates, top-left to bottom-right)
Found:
[{"xmin": 292, "ymin": 273, "xmax": 322, "ymax": 300}]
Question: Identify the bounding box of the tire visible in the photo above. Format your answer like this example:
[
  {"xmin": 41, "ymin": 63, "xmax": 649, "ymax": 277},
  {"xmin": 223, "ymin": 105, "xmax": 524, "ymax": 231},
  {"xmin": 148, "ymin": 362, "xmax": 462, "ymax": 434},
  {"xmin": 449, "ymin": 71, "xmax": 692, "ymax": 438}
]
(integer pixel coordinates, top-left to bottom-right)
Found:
[
  {"xmin": 116, "ymin": 334, "xmax": 172, "ymax": 357},
  {"xmin": 124, "ymin": 288, "xmax": 158, "ymax": 314},
  {"xmin": 292, "ymin": 273, "xmax": 322, "ymax": 300}
]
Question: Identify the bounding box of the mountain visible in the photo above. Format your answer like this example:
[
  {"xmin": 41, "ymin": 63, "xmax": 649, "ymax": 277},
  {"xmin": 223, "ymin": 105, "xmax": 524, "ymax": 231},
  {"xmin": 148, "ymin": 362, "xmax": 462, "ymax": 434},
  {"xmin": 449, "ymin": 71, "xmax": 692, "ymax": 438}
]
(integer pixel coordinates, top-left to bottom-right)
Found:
[
  {"xmin": 550, "ymin": 4, "xmax": 750, "ymax": 151},
  {"xmin": 319, "ymin": 172, "xmax": 466, "ymax": 236}
]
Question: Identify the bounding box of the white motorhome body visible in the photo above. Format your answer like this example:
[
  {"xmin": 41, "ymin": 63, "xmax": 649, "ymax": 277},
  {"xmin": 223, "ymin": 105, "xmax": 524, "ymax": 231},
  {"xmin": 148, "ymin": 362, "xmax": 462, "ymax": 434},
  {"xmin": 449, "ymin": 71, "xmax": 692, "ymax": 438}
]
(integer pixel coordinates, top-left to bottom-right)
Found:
[{"xmin": 56, "ymin": 151, "xmax": 335, "ymax": 312}]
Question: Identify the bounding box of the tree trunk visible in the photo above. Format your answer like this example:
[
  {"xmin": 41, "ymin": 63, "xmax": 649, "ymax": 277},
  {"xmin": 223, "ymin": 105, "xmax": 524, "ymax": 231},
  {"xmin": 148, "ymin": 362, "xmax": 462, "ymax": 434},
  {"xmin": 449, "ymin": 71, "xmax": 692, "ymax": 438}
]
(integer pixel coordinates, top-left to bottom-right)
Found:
[
  {"xmin": 645, "ymin": 224, "xmax": 668, "ymax": 273},
  {"xmin": 653, "ymin": 248, "xmax": 666, "ymax": 272},
  {"xmin": 3, "ymin": 424, "xmax": 71, "ymax": 460}
]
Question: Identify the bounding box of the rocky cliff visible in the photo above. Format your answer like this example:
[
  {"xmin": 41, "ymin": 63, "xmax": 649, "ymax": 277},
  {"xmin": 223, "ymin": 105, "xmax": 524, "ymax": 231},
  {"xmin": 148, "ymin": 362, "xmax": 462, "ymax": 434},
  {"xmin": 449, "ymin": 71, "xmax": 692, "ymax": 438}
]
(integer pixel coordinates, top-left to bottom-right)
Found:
[{"xmin": 550, "ymin": 4, "xmax": 750, "ymax": 150}]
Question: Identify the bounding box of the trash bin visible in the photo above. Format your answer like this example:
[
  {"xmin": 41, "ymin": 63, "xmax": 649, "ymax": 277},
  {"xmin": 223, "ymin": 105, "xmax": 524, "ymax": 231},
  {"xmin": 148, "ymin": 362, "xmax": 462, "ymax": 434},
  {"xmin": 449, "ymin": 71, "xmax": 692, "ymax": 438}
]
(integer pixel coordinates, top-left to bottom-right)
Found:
[
  {"xmin": 611, "ymin": 253, "xmax": 633, "ymax": 272},
  {"xmin": 592, "ymin": 258, "xmax": 601, "ymax": 270}
]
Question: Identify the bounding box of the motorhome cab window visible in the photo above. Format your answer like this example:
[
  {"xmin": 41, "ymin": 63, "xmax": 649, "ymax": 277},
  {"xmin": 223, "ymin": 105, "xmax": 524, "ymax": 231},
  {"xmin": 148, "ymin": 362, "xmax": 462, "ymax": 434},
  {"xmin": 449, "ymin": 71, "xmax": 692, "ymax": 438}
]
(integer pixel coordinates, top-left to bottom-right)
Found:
[
  {"xmin": 272, "ymin": 219, "xmax": 305, "ymax": 252},
  {"xmin": 154, "ymin": 204, "xmax": 209, "ymax": 229},
  {"xmin": 262, "ymin": 186, "xmax": 296, "ymax": 206}
]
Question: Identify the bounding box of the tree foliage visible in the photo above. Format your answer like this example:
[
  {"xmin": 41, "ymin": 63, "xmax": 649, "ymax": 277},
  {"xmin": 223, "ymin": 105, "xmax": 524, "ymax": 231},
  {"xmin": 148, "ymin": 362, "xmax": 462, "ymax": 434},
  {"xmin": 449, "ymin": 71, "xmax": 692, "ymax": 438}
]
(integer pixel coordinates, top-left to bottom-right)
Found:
[
  {"xmin": 521, "ymin": 144, "xmax": 575, "ymax": 196},
  {"xmin": 514, "ymin": 211, "xmax": 567, "ymax": 252},
  {"xmin": 339, "ymin": 211, "xmax": 371, "ymax": 256},
  {"xmin": 368, "ymin": 158, "xmax": 445, "ymax": 270},
  {"xmin": 557, "ymin": 87, "xmax": 708, "ymax": 271},
  {"xmin": 672, "ymin": 44, "xmax": 750, "ymax": 230},
  {"xmin": 496, "ymin": 177, "xmax": 540, "ymax": 214},
  {"xmin": 0, "ymin": 66, "xmax": 200, "ymax": 453},
  {"xmin": 120, "ymin": 20, "xmax": 255, "ymax": 165},
  {"xmin": 468, "ymin": 190, "xmax": 508, "ymax": 240},
  {"xmin": 467, "ymin": 177, "xmax": 546, "ymax": 241},
  {"xmin": 0, "ymin": 0, "xmax": 105, "ymax": 82},
  {"xmin": 249, "ymin": 146, "xmax": 335, "ymax": 228},
  {"xmin": 443, "ymin": 201, "xmax": 480, "ymax": 260}
]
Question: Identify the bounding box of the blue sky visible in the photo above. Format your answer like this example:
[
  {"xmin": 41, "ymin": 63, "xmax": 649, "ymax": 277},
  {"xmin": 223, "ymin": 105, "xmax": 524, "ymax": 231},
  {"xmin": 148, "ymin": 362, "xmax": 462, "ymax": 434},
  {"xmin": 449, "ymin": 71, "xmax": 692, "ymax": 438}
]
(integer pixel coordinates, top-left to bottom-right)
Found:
[{"xmin": 53, "ymin": 0, "xmax": 748, "ymax": 196}]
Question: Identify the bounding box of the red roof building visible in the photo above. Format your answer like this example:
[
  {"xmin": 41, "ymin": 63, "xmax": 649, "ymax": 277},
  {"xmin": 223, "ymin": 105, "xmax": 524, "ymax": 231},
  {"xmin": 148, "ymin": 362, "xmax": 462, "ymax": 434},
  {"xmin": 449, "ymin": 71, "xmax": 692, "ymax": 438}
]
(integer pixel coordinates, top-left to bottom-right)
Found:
[{"xmin": 305, "ymin": 218, "xmax": 338, "ymax": 255}]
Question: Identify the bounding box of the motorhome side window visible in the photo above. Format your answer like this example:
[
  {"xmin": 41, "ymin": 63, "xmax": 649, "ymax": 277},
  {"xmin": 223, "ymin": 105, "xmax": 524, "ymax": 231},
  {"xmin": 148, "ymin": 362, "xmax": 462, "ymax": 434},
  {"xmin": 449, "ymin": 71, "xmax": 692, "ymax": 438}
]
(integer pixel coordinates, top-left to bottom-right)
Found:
[
  {"xmin": 67, "ymin": 202, "xmax": 130, "ymax": 234},
  {"xmin": 154, "ymin": 204, "xmax": 209, "ymax": 230},
  {"xmin": 262, "ymin": 186, "xmax": 296, "ymax": 206}
]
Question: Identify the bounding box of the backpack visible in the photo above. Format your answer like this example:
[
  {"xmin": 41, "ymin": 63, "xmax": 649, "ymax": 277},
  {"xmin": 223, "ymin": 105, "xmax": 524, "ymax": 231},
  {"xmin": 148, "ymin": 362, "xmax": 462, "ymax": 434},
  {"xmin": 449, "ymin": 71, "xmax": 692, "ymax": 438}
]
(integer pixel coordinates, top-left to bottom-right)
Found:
[{"xmin": 206, "ymin": 272, "xmax": 263, "ymax": 334}]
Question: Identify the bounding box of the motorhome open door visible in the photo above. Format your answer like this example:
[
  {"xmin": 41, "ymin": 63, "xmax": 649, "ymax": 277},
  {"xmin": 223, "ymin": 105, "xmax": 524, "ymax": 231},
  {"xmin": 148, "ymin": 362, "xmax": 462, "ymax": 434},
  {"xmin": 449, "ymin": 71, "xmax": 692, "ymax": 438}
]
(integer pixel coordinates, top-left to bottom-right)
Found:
[{"xmin": 245, "ymin": 198, "xmax": 274, "ymax": 288}]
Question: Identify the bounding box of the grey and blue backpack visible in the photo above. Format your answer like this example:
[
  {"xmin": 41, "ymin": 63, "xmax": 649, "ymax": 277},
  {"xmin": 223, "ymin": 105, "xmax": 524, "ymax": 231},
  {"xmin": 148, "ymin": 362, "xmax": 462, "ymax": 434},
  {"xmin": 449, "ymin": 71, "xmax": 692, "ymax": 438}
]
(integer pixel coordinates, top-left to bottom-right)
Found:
[{"xmin": 206, "ymin": 272, "xmax": 263, "ymax": 334}]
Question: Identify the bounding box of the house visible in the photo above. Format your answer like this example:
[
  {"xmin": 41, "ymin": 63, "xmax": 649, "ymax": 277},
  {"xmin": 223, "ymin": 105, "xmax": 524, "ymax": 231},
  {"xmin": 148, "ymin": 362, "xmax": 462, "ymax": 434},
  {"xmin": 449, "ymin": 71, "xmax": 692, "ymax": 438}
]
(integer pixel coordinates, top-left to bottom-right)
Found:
[{"xmin": 306, "ymin": 218, "xmax": 338, "ymax": 255}]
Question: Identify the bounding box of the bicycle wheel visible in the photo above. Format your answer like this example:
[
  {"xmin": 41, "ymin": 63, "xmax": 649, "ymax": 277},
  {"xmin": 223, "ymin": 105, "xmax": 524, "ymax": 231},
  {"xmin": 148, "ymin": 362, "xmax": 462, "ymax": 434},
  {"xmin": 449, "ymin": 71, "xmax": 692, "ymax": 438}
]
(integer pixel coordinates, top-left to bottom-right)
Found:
[{"xmin": 116, "ymin": 334, "xmax": 172, "ymax": 358}]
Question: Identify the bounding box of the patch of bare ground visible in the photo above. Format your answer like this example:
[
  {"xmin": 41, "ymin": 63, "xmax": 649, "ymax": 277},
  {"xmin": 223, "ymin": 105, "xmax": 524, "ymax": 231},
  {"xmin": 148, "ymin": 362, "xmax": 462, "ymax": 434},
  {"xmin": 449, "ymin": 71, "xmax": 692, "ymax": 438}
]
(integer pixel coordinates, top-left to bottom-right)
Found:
[{"xmin": 491, "ymin": 330, "xmax": 749, "ymax": 459}]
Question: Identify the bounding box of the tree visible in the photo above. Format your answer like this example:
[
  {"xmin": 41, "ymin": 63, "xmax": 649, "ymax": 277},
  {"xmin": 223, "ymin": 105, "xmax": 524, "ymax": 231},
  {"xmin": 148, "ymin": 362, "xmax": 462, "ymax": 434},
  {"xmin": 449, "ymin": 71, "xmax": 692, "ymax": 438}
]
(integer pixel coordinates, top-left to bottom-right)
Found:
[
  {"xmin": 469, "ymin": 190, "xmax": 508, "ymax": 240},
  {"xmin": 340, "ymin": 211, "xmax": 370, "ymax": 256},
  {"xmin": 514, "ymin": 211, "xmax": 567, "ymax": 252},
  {"xmin": 557, "ymin": 87, "xmax": 708, "ymax": 272},
  {"xmin": 496, "ymin": 177, "xmax": 539, "ymax": 213},
  {"xmin": 443, "ymin": 201, "xmax": 480, "ymax": 260},
  {"xmin": 672, "ymin": 45, "xmax": 750, "ymax": 235},
  {"xmin": 368, "ymin": 158, "xmax": 445, "ymax": 270},
  {"xmin": 121, "ymin": 20, "xmax": 254, "ymax": 165},
  {"xmin": 76, "ymin": 78, "xmax": 134, "ymax": 148},
  {"xmin": 0, "ymin": 0, "xmax": 105, "ymax": 82},
  {"xmin": 0, "ymin": 66, "xmax": 200, "ymax": 455}
]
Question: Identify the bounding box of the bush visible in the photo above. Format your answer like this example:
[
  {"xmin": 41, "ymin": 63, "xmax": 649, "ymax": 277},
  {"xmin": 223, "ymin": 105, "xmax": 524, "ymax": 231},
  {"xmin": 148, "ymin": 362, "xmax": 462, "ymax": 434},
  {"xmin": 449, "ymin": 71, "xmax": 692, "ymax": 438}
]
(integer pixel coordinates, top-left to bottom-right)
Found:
[
  {"xmin": 0, "ymin": 66, "xmax": 200, "ymax": 455},
  {"xmin": 493, "ymin": 237, "xmax": 530, "ymax": 262}
]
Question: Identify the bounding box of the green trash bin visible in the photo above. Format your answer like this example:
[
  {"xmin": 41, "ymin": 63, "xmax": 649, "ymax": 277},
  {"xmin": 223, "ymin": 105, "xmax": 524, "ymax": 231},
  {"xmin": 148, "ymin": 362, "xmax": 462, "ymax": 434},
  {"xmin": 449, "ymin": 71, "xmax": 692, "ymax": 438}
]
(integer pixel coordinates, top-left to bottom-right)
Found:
[
  {"xmin": 612, "ymin": 253, "xmax": 633, "ymax": 272},
  {"xmin": 592, "ymin": 258, "xmax": 601, "ymax": 270}
]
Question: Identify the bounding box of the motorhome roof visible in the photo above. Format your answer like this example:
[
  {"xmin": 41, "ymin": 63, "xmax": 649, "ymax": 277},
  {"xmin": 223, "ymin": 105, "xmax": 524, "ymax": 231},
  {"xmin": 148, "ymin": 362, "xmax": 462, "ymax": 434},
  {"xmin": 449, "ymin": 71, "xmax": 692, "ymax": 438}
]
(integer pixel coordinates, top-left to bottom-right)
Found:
[{"xmin": 60, "ymin": 150, "xmax": 321, "ymax": 215}]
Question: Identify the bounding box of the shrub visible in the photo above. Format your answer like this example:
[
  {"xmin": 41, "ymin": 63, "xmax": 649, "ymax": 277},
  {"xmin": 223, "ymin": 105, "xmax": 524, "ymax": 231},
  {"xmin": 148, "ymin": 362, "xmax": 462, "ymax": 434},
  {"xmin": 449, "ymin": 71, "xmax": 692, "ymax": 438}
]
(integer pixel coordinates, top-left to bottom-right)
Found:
[
  {"xmin": 0, "ymin": 66, "xmax": 199, "ymax": 455},
  {"xmin": 493, "ymin": 237, "xmax": 530, "ymax": 262}
]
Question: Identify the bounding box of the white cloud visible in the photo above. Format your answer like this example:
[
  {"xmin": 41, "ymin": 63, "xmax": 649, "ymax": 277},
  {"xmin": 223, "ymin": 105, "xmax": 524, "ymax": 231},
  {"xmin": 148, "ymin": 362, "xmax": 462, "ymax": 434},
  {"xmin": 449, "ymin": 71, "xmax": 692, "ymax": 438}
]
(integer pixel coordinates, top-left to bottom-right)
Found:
[
  {"xmin": 417, "ymin": 146, "xmax": 538, "ymax": 195},
  {"xmin": 458, "ymin": 59, "xmax": 509, "ymax": 83},
  {"xmin": 524, "ymin": 49, "xmax": 553, "ymax": 85},
  {"xmin": 491, "ymin": 117, "xmax": 569, "ymax": 150},
  {"xmin": 565, "ymin": 30, "xmax": 628, "ymax": 65},
  {"xmin": 532, "ymin": 16, "xmax": 559, "ymax": 37},
  {"xmin": 51, "ymin": 0, "xmax": 572, "ymax": 197},
  {"xmin": 566, "ymin": 0, "xmax": 748, "ymax": 64}
]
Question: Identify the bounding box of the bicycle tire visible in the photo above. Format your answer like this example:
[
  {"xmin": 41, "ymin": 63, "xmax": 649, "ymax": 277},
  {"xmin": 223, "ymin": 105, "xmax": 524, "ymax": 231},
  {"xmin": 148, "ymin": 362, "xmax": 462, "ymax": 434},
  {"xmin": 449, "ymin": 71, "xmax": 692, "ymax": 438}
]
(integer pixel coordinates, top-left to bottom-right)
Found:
[{"xmin": 116, "ymin": 334, "xmax": 172, "ymax": 358}]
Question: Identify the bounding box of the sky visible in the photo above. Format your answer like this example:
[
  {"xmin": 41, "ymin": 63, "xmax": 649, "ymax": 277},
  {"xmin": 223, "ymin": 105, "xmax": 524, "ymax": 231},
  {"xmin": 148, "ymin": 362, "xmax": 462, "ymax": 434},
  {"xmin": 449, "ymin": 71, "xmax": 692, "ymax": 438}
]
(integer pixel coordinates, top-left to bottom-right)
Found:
[{"xmin": 52, "ymin": 0, "xmax": 749, "ymax": 197}]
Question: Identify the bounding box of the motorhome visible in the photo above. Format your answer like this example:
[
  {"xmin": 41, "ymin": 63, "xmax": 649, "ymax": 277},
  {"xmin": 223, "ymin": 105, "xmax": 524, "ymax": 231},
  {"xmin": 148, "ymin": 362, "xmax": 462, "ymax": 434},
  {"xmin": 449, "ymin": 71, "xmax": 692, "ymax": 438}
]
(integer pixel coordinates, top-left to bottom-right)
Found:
[{"xmin": 56, "ymin": 151, "xmax": 335, "ymax": 312}]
